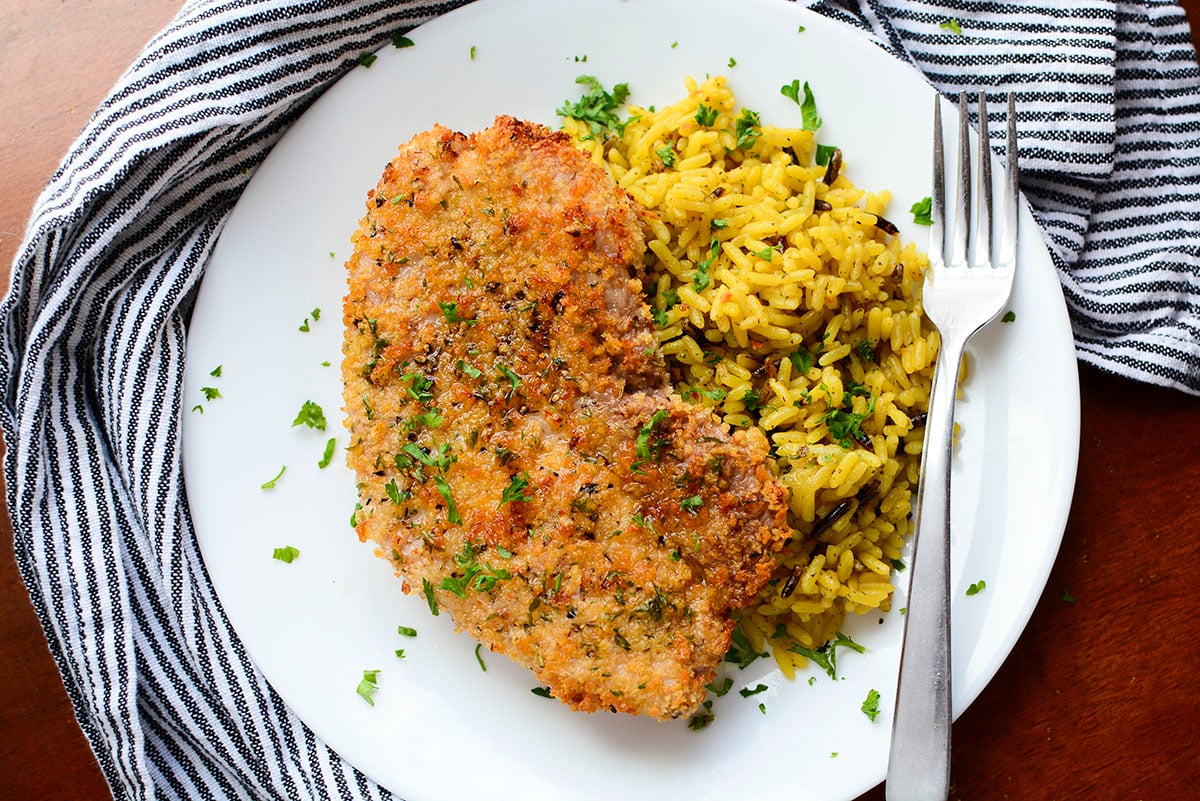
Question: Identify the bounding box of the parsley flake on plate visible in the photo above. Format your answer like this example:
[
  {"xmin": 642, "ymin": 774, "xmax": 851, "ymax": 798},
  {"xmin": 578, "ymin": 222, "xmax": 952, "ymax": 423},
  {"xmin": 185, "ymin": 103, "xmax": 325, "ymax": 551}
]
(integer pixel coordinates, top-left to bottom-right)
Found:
[
  {"xmin": 260, "ymin": 465, "xmax": 287, "ymax": 490},
  {"xmin": 356, "ymin": 669, "xmax": 381, "ymax": 705},
  {"xmin": 318, "ymin": 437, "xmax": 337, "ymax": 469},
  {"xmin": 781, "ymin": 79, "xmax": 822, "ymax": 131},
  {"xmin": 292, "ymin": 400, "xmax": 327, "ymax": 431},
  {"xmin": 966, "ymin": 579, "xmax": 987, "ymax": 596},
  {"xmin": 272, "ymin": 545, "xmax": 300, "ymax": 563},
  {"xmin": 861, "ymin": 688, "xmax": 882, "ymax": 721},
  {"xmin": 940, "ymin": 18, "xmax": 963, "ymax": 35},
  {"xmin": 910, "ymin": 195, "xmax": 933, "ymax": 225}
]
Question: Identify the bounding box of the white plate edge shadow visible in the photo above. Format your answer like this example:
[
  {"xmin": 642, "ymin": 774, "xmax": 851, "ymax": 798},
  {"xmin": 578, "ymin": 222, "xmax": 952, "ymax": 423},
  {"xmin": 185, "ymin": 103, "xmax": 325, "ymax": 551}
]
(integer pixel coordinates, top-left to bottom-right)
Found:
[{"xmin": 180, "ymin": 1, "xmax": 1080, "ymax": 800}]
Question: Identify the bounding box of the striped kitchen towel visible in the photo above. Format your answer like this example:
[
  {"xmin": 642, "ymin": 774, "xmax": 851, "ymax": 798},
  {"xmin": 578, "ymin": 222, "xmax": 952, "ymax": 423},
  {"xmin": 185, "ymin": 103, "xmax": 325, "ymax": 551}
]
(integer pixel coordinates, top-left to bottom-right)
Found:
[{"xmin": 0, "ymin": 2, "xmax": 1196, "ymax": 800}]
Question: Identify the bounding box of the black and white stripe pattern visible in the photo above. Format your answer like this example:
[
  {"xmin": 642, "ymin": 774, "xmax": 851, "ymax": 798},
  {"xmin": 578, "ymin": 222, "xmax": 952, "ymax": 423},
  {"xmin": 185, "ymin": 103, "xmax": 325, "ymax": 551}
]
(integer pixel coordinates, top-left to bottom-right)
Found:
[{"xmin": 0, "ymin": 2, "xmax": 1197, "ymax": 799}]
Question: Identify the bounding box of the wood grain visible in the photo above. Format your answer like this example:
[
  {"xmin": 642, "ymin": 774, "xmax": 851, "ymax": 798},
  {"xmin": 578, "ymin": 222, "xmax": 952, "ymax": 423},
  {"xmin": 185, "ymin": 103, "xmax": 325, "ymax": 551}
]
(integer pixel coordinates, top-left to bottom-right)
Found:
[{"xmin": 1, "ymin": 3, "xmax": 1198, "ymax": 800}]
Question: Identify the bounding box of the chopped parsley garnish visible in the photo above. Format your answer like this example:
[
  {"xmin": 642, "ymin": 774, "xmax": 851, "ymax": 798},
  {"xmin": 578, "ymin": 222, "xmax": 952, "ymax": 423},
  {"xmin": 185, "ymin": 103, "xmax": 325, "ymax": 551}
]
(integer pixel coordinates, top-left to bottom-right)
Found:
[
  {"xmin": 966, "ymin": 579, "xmax": 987, "ymax": 596},
  {"xmin": 706, "ymin": 676, "xmax": 734, "ymax": 697},
  {"xmin": 711, "ymin": 218, "xmax": 729, "ymax": 230},
  {"xmin": 209, "ymin": 365, "xmax": 222, "ymax": 377},
  {"xmin": 781, "ymin": 79, "xmax": 822, "ymax": 131},
  {"xmin": 531, "ymin": 686, "xmax": 553, "ymax": 698},
  {"xmin": 823, "ymin": 393, "xmax": 875, "ymax": 449},
  {"xmin": 350, "ymin": 502, "xmax": 362, "ymax": 528},
  {"xmin": 739, "ymin": 683, "xmax": 768, "ymax": 698},
  {"xmin": 469, "ymin": 45, "xmax": 477, "ymax": 60},
  {"xmin": 402, "ymin": 373, "xmax": 435, "ymax": 404},
  {"xmin": 694, "ymin": 102, "xmax": 719, "ymax": 127},
  {"xmin": 394, "ymin": 649, "xmax": 406, "ymax": 659},
  {"xmin": 891, "ymin": 558, "xmax": 907, "ymax": 572},
  {"xmin": 788, "ymin": 630, "xmax": 865, "ymax": 679},
  {"xmin": 681, "ymin": 495, "xmax": 704, "ymax": 514},
  {"xmin": 693, "ymin": 238, "xmax": 720, "ymax": 292},
  {"xmin": 656, "ymin": 145, "xmax": 677, "ymax": 167},
  {"xmin": 456, "ymin": 359, "xmax": 482, "ymax": 378},
  {"xmin": 687, "ymin": 700, "xmax": 715, "ymax": 730},
  {"xmin": 815, "ymin": 143, "xmax": 838, "ymax": 166},
  {"xmin": 357, "ymin": 52, "xmax": 377, "ymax": 68},
  {"xmin": 422, "ymin": 577, "xmax": 439, "ymax": 616},
  {"xmin": 499, "ymin": 472, "xmax": 534, "ymax": 506},
  {"xmin": 497, "ymin": 362, "xmax": 522, "ymax": 389},
  {"xmin": 201, "ymin": 386, "xmax": 221, "ymax": 401},
  {"xmin": 734, "ymin": 108, "xmax": 761, "ymax": 150},
  {"xmin": 633, "ymin": 409, "xmax": 670, "ymax": 469},
  {"xmin": 292, "ymin": 400, "xmax": 327, "ymax": 431},
  {"xmin": 432, "ymin": 475, "xmax": 462, "ymax": 525},
  {"xmin": 311, "ymin": 307, "xmax": 321, "ymax": 321},
  {"xmin": 556, "ymin": 75, "xmax": 631, "ymax": 136},
  {"xmin": 384, "ymin": 479, "xmax": 411, "ymax": 505},
  {"xmin": 475, "ymin": 643, "xmax": 487, "ymax": 671},
  {"xmin": 397, "ymin": 625, "xmax": 417, "ymax": 637},
  {"xmin": 392, "ymin": 34, "xmax": 415, "ymax": 48},
  {"xmin": 260, "ymin": 465, "xmax": 287, "ymax": 490},
  {"xmin": 724, "ymin": 624, "xmax": 769, "ymax": 669},
  {"xmin": 856, "ymin": 339, "xmax": 877, "ymax": 362},
  {"xmin": 911, "ymin": 195, "xmax": 934, "ymax": 225},
  {"xmin": 742, "ymin": 388, "xmax": 763, "ymax": 413},
  {"xmin": 940, "ymin": 18, "xmax": 963, "ymax": 35},
  {"xmin": 788, "ymin": 346, "xmax": 814, "ymax": 374},
  {"xmin": 861, "ymin": 688, "xmax": 882, "ymax": 721},
  {"xmin": 438, "ymin": 301, "xmax": 475, "ymax": 325},
  {"xmin": 1002, "ymin": 310, "xmax": 1016, "ymax": 323},
  {"xmin": 356, "ymin": 669, "xmax": 380, "ymax": 705},
  {"xmin": 440, "ymin": 542, "xmax": 511, "ymax": 597},
  {"xmin": 409, "ymin": 410, "xmax": 444, "ymax": 431},
  {"xmin": 272, "ymin": 546, "xmax": 300, "ymax": 563},
  {"xmin": 318, "ymin": 437, "xmax": 337, "ymax": 468}
]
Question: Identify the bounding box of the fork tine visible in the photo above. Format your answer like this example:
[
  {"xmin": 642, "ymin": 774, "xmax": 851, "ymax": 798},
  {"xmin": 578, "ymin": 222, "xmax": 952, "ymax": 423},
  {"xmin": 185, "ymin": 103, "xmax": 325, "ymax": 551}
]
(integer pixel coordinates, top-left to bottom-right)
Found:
[
  {"xmin": 999, "ymin": 92, "xmax": 1019, "ymax": 266},
  {"xmin": 951, "ymin": 92, "xmax": 971, "ymax": 267},
  {"xmin": 975, "ymin": 92, "xmax": 992, "ymax": 268},
  {"xmin": 930, "ymin": 97, "xmax": 945, "ymax": 266}
]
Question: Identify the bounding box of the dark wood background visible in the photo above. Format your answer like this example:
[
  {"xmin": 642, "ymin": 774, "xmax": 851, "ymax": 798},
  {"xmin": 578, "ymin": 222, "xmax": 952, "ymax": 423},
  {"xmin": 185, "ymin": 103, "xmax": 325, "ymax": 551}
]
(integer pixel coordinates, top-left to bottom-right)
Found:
[{"xmin": 2, "ymin": 2, "xmax": 1198, "ymax": 799}]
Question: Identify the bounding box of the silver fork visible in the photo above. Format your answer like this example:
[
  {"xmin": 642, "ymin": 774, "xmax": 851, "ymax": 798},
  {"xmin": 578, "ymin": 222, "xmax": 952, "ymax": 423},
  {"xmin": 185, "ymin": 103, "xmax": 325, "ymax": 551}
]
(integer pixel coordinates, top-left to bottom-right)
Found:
[{"xmin": 885, "ymin": 91, "xmax": 1018, "ymax": 801}]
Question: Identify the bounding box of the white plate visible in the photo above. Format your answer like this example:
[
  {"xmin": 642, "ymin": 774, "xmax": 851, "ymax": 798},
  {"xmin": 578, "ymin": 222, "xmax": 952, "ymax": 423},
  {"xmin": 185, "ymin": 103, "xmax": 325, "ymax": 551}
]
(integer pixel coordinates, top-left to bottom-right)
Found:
[{"xmin": 182, "ymin": 1, "xmax": 1080, "ymax": 799}]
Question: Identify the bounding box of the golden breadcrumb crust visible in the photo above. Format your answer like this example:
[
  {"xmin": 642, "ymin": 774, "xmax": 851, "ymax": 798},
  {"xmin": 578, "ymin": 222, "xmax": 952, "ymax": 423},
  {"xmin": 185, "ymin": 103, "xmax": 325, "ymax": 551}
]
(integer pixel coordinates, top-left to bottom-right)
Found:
[{"xmin": 342, "ymin": 116, "xmax": 791, "ymax": 719}]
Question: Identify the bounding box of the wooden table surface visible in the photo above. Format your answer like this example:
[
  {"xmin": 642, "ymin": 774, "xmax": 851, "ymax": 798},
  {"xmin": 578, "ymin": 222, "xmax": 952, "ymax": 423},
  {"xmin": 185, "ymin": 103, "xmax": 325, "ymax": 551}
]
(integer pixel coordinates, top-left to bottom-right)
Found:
[{"xmin": 2, "ymin": 3, "xmax": 1198, "ymax": 800}]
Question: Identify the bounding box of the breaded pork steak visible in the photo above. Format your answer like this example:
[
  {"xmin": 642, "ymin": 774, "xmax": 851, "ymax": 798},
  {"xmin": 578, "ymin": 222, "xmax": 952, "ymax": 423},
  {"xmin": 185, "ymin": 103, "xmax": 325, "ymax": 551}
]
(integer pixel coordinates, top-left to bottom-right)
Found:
[{"xmin": 342, "ymin": 116, "xmax": 791, "ymax": 720}]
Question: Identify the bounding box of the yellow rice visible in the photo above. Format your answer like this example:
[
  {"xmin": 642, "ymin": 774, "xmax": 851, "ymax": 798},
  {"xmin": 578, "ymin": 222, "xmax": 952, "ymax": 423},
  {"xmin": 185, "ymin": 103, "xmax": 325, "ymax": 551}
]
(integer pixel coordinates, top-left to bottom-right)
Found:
[{"xmin": 564, "ymin": 76, "xmax": 938, "ymax": 678}]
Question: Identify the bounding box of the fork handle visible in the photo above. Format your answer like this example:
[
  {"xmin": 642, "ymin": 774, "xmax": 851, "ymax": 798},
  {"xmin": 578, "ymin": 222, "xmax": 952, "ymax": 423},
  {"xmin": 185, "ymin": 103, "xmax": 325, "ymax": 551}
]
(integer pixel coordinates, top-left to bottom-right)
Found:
[{"xmin": 885, "ymin": 331, "xmax": 966, "ymax": 801}]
